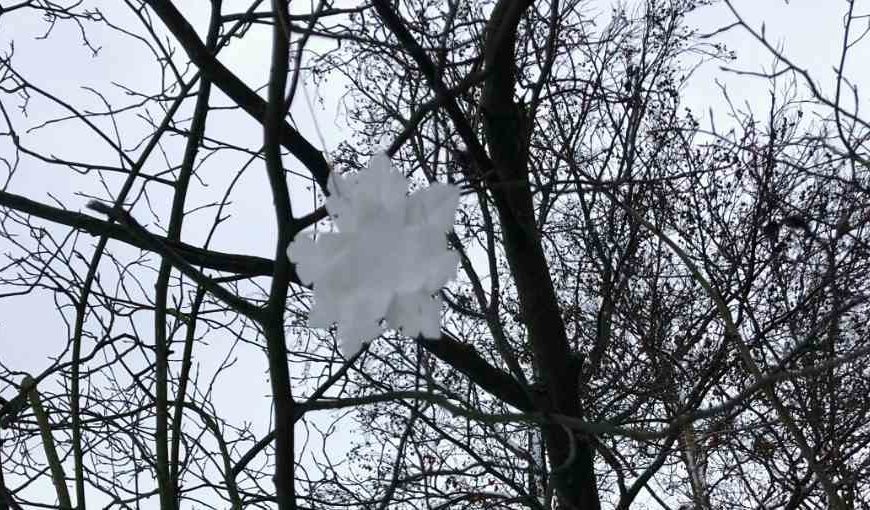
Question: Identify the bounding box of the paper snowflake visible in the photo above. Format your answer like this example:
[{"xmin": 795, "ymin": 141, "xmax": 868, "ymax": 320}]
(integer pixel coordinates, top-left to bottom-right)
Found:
[{"xmin": 287, "ymin": 153, "xmax": 460, "ymax": 356}]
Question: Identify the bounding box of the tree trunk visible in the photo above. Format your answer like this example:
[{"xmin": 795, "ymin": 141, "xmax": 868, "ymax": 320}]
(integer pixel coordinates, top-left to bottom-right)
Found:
[{"xmin": 481, "ymin": 1, "xmax": 600, "ymax": 507}]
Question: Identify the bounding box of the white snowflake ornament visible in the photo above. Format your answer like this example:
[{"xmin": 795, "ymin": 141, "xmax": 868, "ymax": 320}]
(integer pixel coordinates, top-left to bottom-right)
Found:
[{"xmin": 287, "ymin": 153, "xmax": 460, "ymax": 357}]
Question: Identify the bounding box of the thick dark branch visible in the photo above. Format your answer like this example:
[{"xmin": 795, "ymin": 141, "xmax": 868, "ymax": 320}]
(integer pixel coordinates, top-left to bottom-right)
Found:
[
  {"xmin": 418, "ymin": 333, "xmax": 533, "ymax": 412},
  {"xmin": 386, "ymin": 70, "xmax": 489, "ymax": 157},
  {"xmin": 481, "ymin": 0, "xmax": 571, "ymax": 406},
  {"xmin": 144, "ymin": 0, "xmax": 331, "ymax": 192},
  {"xmin": 261, "ymin": 0, "xmax": 298, "ymax": 507},
  {"xmin": 479, "ymin": 0, "xmax": 600, "ymax": 507},
  {"xmin": 87, "ymin": 201, "xmax": 263, "ymax": 319},
  {"xmin": 0, "ymin": 191, "xmax": 275, "ymax": 277},
  {"xmin": 370, "ymin": 0, "xmax": 492, "ymax": 173}
]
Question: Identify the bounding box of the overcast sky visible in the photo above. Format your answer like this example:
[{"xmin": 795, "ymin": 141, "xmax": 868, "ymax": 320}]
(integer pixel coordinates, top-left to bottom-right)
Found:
[{"xmin": 1, "ymin": 0, "xmax": 867, "ymax": 507}]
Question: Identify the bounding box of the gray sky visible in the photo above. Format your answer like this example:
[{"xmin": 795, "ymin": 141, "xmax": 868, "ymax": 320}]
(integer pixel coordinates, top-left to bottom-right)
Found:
[{"xmin": 1, "ymin": 0, "xmax": 867, "ymax": 507}]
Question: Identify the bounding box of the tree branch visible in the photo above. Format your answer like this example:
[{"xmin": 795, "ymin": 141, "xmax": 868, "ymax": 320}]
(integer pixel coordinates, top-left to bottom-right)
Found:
[
  {"xmin": 144, "ymin": 0, "xmax": 332, "ymax": 192},
  {"xmin": 0, "ymin": 190, "xmax": 275, "ymax": 277},
  {"xmin": 87, "ymin": 201, "xmax": 263, "ymax": 319}
]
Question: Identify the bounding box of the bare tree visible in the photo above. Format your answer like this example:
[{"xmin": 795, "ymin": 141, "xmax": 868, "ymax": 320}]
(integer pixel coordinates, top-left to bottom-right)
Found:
[{"xmin": 1, "ymin": 0, "xmax": 869, "ymax": 509}]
